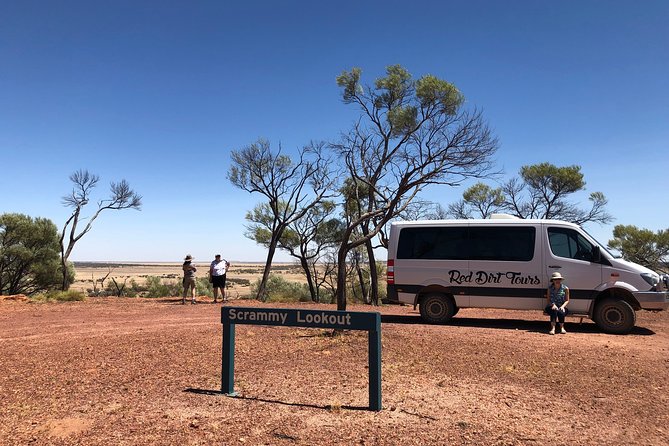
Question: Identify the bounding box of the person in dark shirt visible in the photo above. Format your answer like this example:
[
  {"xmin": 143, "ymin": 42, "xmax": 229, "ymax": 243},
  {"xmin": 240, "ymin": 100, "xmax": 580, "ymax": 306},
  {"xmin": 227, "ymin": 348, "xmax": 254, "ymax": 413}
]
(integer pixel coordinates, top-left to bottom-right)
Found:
[{"xmin": 546, "ymin": 272, "xmax": 570, "ymax": 334}]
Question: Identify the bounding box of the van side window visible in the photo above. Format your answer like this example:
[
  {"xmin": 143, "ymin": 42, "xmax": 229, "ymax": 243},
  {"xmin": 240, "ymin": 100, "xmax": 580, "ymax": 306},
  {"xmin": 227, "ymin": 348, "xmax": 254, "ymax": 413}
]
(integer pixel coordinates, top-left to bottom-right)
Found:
[
  {"xmin": 469, "ymin": 227, "xmax": 535, "ymax": 261},
  {"xmin": 548, "ymin": 227, "xmax": 595, "ymax": 261},
  {"xmin": 397, "ymin": 227, "xmax": 468, "ymax": 259},
  {"xmin": 396, "ymin": 226, "xmax": 535, "ymax": 261}
]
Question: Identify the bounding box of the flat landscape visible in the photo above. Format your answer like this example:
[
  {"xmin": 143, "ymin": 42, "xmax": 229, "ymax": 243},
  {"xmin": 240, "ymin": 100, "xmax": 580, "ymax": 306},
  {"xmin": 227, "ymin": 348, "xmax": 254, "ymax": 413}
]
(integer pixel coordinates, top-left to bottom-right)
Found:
[
  {"xmin": 1, "ymin": 296, "xmax": 668, "ymax": 445},
  {"xmin": 70, "ymin": 262, "xmax": 306, "ymax": 298}
]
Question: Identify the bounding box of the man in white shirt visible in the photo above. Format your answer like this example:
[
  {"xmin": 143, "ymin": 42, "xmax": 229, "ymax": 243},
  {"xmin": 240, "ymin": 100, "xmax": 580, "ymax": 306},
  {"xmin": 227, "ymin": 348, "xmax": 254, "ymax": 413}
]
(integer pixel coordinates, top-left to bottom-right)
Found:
[{"xmin": 210, "ymin": 254, "xmax": 230, "ymax": 303}]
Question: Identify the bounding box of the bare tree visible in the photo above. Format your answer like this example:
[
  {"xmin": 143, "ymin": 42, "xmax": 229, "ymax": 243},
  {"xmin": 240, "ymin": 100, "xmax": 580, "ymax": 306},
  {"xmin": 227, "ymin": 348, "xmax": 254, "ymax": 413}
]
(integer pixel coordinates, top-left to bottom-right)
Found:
[
  {"xmin": 228, "ymin": 140, "xmax": 336, "ymax": 300},
  {"xmin": 109, "ymin": 276, "xmax": 129, "ymax": 297},
  {"xmin": 90, "ymin": 267, "xmax": 113, "ymax": 296},
  {"xmin": 332, "ymin": 65, "xmax": 498, "ymax": 310},
  {"xmin": 60, "ymin": 170, "xmax": 142, "ymax": 290}
]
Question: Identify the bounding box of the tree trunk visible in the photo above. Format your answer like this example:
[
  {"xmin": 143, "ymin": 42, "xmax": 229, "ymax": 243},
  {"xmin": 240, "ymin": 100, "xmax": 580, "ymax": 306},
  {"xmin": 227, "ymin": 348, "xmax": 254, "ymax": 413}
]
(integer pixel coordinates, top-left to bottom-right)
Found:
[
  {"xmin": 299, "ymin": 256, "xmax": 318, "ymax": 302},
  {"xmin": 255, "ymin": 226, "xmax": 285, "ymax": 301},
  {"xmin": 256, "ymin": 246, "xmax": 275, "ymax": 302},
  {"xmin": 365, "ymin": 238, "xmax": 379, "ymax": 306},
  {"xmin": 335, "ymin": 245, "xmax": 348, "ymax": 311},
  {"xmin": 355, "ymin": 254, "xmax": 369, "ymax": 304},
  {"xmin": 61, "ymin": 256, "xmax": 70, "ymax": 291}
]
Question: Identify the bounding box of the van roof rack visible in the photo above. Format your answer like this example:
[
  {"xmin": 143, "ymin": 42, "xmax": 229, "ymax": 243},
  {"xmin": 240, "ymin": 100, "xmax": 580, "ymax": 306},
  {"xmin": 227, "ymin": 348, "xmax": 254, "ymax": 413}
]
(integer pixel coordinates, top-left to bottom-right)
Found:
[{"xmin": 489, "ymin": 213, "xmax": 519, "ymax": 219}]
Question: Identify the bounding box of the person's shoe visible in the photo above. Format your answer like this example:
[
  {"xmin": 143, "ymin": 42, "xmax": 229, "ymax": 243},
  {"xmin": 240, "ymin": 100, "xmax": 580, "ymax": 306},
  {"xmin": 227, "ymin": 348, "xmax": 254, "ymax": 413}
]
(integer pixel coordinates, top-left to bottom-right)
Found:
[
  {"xmin": 549, "ymin": 328, "xmax": 555, "ymax": 335},
  {"xmin": 191, "ymin": 300, "xmax": 196, "ymax": 305},
  {"xmin": 213, "ymin": 299, "xmax": 218, "ymax": 303},
  {"xmin": 560, "ymin": 327, "xmax": 567, "ymax": 334},
  {"xmin": 181, "ymin": 299, "xmax": 185, "ymax": 305}
]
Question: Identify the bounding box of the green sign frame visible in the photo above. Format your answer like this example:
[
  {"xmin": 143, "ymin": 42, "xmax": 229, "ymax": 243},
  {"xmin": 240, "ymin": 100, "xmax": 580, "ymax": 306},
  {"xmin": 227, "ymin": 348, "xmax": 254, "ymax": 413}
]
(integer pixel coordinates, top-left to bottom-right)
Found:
[{"xmin": 221, "ymin": 307, "xmax": 382, "ymax": 411}]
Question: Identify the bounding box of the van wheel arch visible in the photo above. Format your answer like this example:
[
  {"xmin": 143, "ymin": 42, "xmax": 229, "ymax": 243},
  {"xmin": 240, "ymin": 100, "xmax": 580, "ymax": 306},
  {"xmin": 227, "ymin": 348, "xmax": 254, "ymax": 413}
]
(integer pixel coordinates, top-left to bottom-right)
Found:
[
  {"xmin": 418, "ymin": 292, "xmax": 457, "ymax": 324},
  {"xmin": 591, "ymin": 288, "xmax": 640, "ymax": 315}
]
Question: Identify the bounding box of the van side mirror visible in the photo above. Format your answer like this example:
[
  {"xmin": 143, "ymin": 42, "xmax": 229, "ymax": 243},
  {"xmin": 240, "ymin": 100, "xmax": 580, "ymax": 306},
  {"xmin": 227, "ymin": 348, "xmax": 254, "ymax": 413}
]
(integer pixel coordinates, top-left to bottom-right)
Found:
[{"xmin": 592, "ymin": 246, "xmax": 602, "ymax": 263}]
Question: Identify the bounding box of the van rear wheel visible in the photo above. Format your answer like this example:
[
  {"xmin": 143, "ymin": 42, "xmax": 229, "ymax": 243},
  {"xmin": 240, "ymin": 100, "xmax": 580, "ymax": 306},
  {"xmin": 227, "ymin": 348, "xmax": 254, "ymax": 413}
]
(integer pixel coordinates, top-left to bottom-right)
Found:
[
  {"xmin": 419, "ymin": 294, "xmax": 456, "ymax": 324},
  {"xmin": 593, "ymin": 298, "xmax": 636, "ymax": 334}
]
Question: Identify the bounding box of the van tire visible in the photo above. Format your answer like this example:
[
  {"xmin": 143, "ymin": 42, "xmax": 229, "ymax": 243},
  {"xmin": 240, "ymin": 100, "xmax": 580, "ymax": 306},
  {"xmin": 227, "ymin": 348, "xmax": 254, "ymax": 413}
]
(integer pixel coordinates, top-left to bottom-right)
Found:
[
  {"xmin": 593, "ymin": 298, "xmax": 636, "ymax": 334},
  {"xmin": 419, "ymin": 294, "xmax": 456, "ymax": 324}
]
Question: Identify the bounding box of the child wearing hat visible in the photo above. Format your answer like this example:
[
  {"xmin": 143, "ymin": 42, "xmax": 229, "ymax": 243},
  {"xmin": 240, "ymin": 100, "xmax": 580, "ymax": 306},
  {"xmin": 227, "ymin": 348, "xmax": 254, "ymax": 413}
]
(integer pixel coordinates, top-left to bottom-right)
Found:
[{"xmin": 546, "ymin": 272, "xmax": 570, "ymax": 334}]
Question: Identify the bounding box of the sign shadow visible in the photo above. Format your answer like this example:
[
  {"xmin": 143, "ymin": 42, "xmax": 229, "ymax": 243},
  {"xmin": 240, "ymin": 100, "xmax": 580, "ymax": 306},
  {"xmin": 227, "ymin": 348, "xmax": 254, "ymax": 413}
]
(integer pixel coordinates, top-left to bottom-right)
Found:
[{"xmin": 183, "ymin": 388, "xmax": 370, "ymax": 411}]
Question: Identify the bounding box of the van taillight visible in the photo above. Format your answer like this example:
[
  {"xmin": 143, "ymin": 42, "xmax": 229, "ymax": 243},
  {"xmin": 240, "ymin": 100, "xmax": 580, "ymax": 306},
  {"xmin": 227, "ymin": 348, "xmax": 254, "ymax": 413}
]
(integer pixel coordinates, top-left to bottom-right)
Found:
[{"xmin": 387, "ymin": 259, "xmax": 394, "ymax": 284}]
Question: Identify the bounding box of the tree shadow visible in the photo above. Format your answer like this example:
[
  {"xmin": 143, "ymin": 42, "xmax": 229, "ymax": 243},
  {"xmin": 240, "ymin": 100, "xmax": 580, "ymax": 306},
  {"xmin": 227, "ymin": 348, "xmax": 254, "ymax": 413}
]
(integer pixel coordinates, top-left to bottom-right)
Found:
[
  {"xmin": 380, "ymin": 313, "xmax": 655, "ymax": 335},
  {"xmin": 183, "ymin": 388, "xmax": 370, "ymax": 411}
]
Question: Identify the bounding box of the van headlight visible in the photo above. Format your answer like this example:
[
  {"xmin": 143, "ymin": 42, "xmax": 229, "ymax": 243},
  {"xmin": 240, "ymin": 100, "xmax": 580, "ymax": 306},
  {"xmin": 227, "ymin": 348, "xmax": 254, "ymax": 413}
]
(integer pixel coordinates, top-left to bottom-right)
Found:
[{"xmin": 641, "ymin": 272, "xmax": 659, "ymax": 287}]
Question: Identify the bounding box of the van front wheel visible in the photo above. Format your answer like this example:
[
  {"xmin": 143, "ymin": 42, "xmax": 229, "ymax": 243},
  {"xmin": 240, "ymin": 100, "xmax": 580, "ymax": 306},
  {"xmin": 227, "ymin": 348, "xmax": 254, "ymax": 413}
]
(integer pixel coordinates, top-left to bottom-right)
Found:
[
  {"xmin": 593, "ymin": 298, "xmax": 636, "ymax": 334},
  {"xmin": 419, "ymin": 294, "xmax": 456, "ymax": 324}
]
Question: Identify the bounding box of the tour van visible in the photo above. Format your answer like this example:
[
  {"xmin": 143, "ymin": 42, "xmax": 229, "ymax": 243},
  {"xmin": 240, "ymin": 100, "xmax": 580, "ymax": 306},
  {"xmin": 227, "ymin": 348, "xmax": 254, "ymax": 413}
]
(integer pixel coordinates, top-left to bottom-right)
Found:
[{"xmin": 386, "ymin": 215, "xmax": 669, "ymax": 334}]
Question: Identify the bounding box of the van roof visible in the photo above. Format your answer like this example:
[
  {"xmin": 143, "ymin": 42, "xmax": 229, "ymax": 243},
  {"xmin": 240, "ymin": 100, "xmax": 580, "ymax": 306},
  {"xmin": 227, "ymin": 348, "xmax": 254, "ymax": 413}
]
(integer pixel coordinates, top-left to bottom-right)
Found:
[{"xmin": 390, "ymin": 218, "xmax": 580, "ymax": 228}]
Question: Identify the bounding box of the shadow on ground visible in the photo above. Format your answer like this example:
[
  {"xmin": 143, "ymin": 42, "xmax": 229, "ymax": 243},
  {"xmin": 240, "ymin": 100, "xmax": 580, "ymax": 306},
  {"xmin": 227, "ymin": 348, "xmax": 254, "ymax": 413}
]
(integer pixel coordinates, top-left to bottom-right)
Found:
[
  {"xmin": 380, "ymin": 313, "xmax": 655, "ymax": 335},
  {"xmin": 183, "ymin": 388, "xmax": 370, "ymax": 411}
]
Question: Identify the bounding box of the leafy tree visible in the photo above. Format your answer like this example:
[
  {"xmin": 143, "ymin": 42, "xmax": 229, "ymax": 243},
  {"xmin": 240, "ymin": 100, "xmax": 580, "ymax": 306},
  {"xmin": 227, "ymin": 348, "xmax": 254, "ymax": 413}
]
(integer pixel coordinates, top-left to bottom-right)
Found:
[
  {"xmin": 60, "ymin": 170, "xmax": 142, "ymax": 290},
  {"xmin": 447, "ymin": 183, "xmax": 504, "ymax": 218},
  {"xmin": 448, "ymin": 163, "xmax": 612, "ymax": 225},
  {"xmin": 332, "ymin": 65, "xmax": 498, "ymax": 310},
  {"xmin": 245, "ymin": 200, "xmax": 344, "ymax": 302},
  {"xmin": 0, "ymin": 213, "xmax": 71, "ymax": 295},
  {"xmin": 608, "ymin": 225, "xmax": 669, "ymax": 273},
  {"xmin": 229, "ymin": 139, "xmax": 336, "ymax": 301}
]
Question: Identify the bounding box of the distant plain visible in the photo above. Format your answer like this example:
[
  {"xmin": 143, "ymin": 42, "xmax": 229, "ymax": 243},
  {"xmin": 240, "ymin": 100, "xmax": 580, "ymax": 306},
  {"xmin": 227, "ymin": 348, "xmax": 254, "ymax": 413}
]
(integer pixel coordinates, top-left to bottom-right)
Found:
[{"xmin": 71, "ymin": 261, "xmax": 307, "ymax": 298}]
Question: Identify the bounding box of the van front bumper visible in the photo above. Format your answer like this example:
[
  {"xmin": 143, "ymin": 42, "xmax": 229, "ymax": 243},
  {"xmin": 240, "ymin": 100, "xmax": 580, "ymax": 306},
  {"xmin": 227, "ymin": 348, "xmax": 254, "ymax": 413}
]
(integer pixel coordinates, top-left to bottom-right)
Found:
[{"xmin": 633, "ymin": 291, "xmax": 669, "ymax": 311}]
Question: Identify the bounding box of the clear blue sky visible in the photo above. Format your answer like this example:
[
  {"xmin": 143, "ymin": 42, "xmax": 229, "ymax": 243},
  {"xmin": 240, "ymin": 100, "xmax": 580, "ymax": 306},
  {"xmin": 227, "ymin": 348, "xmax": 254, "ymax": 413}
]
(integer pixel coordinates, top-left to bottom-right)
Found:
[{"xmin": 1, "ymin": 0, "xmax": 667, "ymax": 262}]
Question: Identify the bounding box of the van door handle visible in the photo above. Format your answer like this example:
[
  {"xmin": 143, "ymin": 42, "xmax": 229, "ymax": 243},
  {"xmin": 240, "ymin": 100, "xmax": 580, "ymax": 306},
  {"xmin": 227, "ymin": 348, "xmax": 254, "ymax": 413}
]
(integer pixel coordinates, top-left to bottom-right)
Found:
[{"xmin": 549, "ymin": 265, "xmax": 561, "ymax": 269}]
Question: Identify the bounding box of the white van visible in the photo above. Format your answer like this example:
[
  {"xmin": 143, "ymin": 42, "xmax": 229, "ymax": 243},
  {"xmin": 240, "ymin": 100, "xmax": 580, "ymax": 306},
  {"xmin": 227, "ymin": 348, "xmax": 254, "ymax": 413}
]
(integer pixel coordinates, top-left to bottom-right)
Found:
[{"xmin": 386, "ymin": 216, "xmax": 669, "ymax": 334}]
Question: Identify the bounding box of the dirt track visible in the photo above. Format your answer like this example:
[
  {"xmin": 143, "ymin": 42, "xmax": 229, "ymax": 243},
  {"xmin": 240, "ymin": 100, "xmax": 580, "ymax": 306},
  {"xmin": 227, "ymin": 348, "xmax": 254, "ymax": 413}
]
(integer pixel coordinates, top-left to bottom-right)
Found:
[{"xmin": 1, "ymin": 298, "xmax": 668, "ymax": 445}]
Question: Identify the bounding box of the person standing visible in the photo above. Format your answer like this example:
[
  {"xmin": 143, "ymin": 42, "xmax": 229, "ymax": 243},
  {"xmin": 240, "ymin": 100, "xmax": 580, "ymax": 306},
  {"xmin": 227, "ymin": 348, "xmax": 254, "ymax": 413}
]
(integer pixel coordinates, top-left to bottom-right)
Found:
[
  {"xmin": 545, "ymin": 272, "xmax": 569, "ymax": 334},
  {"xmin": 210, "ymin": 254, "xmax": 230, "ymax": 303},
  {"xmin": 182, "ymin": 254, "xmax": 197, "ymax": 304}
]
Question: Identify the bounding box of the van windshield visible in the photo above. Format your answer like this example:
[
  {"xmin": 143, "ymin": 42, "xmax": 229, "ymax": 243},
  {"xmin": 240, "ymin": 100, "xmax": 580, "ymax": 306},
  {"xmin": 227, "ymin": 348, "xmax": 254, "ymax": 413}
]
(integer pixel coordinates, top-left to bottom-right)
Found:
[{"xmin": 582, "ymin": 228, "xmax": 618, "ymax": 258}]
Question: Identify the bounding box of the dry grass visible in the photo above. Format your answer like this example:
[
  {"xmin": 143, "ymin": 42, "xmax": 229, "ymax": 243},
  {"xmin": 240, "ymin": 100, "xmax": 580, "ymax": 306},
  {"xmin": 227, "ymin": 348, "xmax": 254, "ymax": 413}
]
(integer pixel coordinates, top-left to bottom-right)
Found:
[{"xmin": 71, "ymin": 261, "xmax": 307, "ymax": 297}]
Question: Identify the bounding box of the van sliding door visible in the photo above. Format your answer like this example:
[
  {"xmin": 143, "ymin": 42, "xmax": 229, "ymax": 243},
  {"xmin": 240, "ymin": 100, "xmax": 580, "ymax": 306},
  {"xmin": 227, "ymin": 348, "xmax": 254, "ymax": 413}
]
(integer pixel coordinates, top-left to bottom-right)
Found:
[{"xmin": 468, "ymin": 226, "xmax": 544, "ymax": 310}]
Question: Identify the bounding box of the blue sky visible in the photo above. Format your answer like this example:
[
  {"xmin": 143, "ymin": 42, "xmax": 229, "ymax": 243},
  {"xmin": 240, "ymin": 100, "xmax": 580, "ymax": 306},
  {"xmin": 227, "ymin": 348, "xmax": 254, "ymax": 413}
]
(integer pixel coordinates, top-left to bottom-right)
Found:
[{"xmin": 1, "ymin": 0, "xmax": 667, "ymax": 262}]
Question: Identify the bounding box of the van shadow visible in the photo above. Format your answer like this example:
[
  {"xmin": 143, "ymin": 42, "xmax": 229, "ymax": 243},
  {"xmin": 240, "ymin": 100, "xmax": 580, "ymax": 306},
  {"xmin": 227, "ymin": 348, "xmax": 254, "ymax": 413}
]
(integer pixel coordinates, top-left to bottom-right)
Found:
[
  {"xmin": 183, "ymin": 388, "xmax": 369, "ymax": 411},
  {"xmin": 380, "ymin": 314, "xmax": 655, "ymax": 336}
]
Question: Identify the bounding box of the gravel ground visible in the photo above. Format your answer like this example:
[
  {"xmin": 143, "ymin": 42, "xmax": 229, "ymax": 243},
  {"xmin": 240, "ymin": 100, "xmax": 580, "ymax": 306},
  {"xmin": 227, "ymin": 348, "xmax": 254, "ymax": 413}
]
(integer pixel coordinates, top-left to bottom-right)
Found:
[{"xmin": 1, "ymin": 297, "xmax": 668, "ymax": 445}]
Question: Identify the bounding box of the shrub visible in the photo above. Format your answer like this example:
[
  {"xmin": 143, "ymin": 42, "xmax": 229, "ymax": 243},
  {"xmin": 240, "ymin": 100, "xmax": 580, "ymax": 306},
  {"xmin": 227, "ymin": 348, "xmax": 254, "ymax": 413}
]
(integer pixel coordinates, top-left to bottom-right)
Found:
[
  {"xmin": 196, "ymin": 277, "xmax": 213, "ymax": 298},
  {"xmin": 251, "ymin": 275, "xmax": 311, "ymax": 303},
  {"xmin": 33, "ymin": 290, "xmax": 86, "ymax": 302},
  {"xmin": 144, "ymin": 276, "xmax": 182, "ymax": 298},
  {"xmin": 228, "ymin": 277, "xmax": 251, "ymax": 287},
  {"xmin": 142, "ymin": 276, "xmax": 212, "ymax": 298},
  {"xmin": 0, "ymin": 213, "xmax": 70, "ymax": 295}
]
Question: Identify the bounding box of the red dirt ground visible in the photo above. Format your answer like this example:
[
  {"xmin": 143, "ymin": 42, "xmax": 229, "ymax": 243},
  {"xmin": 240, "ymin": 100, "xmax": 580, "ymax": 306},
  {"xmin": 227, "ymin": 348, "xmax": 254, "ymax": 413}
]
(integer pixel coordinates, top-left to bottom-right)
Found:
[{"xmin": 1, "ymin": 297, "xmax": 668, "ymax": 445}]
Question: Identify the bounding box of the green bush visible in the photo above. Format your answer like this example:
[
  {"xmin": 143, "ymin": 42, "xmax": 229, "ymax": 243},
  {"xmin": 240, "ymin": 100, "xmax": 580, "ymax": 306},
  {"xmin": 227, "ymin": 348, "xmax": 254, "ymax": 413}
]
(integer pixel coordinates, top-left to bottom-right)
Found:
[
  {"xmin": 196, "ymin": 277, "xmax": 213, "ymax": 298},
  {"xmin": 33, "ymin": 290, "xmax": 86, "ymax": 302},
  {"xmin": 142, "ymin": 276, "xmax": 212, "ymax": 298},
  {"xmin": 0, "ymin": 213, "xmax": 71, "ymax": 295},
  {"xmin": 143, "ymin": 276, "xmax": 182, "ymax": 298},
  {"xmin": 251, "ymin": 275, "xmax": 311, "ymax": 302}
]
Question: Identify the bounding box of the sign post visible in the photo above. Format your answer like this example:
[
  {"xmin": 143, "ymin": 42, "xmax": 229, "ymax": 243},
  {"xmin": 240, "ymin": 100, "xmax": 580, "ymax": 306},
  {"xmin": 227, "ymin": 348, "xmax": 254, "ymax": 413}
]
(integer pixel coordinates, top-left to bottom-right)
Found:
[{"xmin": 221, "ymin": 307, "xmax": 382, "ymax": 411}]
